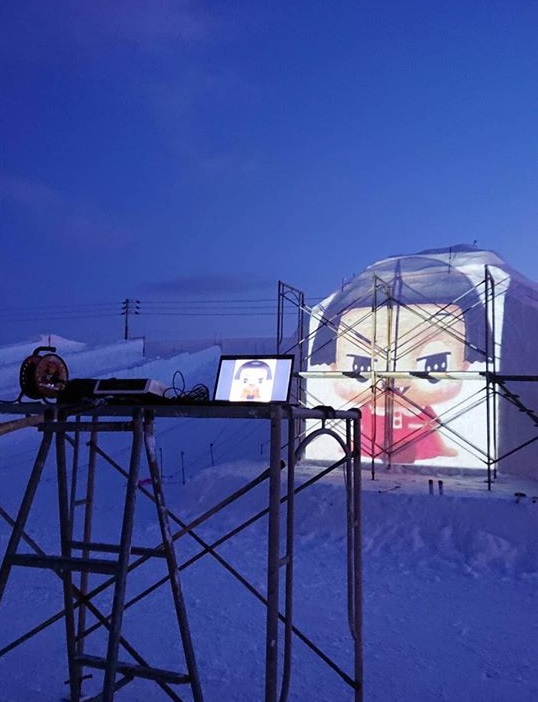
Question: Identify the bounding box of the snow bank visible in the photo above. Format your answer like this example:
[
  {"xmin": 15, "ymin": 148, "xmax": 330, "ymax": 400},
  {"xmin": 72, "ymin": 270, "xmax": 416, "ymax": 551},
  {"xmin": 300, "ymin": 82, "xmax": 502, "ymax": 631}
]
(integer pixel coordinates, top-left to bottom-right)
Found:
[
  {"xmin": 97, "ymin": 344, "xmax": 221, "ymax": 390},
  {"xmin": 0, "ymin": 338, "xmax": 146, "ymax": 398},
  {"xmin": 0, "ymin": 334, "xmax": 86, "ymax": 367},
  {"xmin": 0, "ymin": 334, "xmax": 536, "ymax": 702}
]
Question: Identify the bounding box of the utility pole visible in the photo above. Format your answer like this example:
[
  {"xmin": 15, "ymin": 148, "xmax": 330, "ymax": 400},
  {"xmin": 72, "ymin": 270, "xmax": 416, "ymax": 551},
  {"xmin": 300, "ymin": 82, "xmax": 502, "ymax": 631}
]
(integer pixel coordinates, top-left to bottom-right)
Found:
[{"xmin": 121, "ymin": 299, "xmax": 140, "ymax": 340}]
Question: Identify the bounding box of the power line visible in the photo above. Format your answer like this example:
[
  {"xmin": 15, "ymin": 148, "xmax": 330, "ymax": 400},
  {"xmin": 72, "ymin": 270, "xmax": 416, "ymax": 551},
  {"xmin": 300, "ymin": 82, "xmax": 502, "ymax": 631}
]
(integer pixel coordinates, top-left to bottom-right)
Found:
[
  {"xmin": 0, "ymin": 302, "xmax": 118, "ymax": 313},
  {"xmin": 142, "ymin": 298, "xmax": 277, "ymax": 304},
  {"xmin": 0, "ymin": 312, "xmax": 118, "ymax": 323},
  {"xmin": 141, "ymin": 311, "xmax": 289, "ymax": 317},
  {"xmin": 0, "ymin": 295, "xmax": 323, "ymax": 340}
]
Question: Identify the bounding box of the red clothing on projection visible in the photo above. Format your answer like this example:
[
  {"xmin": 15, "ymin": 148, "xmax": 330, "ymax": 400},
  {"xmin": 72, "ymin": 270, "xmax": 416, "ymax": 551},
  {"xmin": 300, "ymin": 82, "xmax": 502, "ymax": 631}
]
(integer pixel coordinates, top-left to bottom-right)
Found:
[{"xmin": 360, "ymin": 404, "xmax": 455, "ymax": 464}]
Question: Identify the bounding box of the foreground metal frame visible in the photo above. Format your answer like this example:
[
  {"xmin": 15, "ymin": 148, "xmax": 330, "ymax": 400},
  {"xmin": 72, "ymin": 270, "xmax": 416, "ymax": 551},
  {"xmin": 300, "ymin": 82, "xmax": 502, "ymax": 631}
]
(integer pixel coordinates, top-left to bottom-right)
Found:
[{"xmin": 0, "ymin": 401, "xmax": 362, "ymax": 702}]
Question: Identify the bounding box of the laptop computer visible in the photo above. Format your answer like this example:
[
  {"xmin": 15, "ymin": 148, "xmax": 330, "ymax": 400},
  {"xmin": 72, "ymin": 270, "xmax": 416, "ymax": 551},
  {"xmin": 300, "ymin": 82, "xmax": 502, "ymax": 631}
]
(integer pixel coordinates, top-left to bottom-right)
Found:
[{"xmin": 213, "ymin": 355, "xmax": 294, "ymax": 404}]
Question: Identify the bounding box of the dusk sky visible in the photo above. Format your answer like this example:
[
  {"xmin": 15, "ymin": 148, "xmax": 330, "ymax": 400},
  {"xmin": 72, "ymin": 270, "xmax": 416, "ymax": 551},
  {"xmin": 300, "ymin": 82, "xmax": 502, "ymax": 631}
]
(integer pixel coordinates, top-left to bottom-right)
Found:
[{"xmin": 1, "ymin": 1, "xmax": 537, "ymax": 345}]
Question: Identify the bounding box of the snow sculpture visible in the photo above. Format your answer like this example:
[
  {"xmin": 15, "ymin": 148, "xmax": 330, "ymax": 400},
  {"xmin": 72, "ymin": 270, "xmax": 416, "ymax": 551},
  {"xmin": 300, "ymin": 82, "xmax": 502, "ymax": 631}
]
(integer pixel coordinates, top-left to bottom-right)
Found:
[{"xmin": 306, "ymin": 245, "xmax": 538, "ymax": 478}]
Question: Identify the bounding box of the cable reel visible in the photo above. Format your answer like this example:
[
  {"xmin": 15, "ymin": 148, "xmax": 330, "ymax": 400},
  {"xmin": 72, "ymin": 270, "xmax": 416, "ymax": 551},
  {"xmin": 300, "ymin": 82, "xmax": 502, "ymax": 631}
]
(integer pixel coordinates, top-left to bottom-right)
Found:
[{"xmin": 19, "ymin": 346, "xmax": 69, "ymax": 400}]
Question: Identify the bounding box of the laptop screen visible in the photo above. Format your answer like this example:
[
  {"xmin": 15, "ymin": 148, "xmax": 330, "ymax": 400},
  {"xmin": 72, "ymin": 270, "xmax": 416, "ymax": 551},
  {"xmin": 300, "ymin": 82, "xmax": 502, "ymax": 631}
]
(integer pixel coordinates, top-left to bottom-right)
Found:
[{"xmin": 213, "ymin": 355, "xmax": 294, "ymax": 403}]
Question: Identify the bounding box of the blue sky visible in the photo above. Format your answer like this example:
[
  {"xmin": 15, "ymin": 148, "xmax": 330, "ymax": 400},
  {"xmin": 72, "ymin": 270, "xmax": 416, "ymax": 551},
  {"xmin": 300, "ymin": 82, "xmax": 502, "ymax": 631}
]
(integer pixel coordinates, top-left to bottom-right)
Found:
[{"xmin": 1, "ymin": 1, "xmax": 537, "ymax": 344}]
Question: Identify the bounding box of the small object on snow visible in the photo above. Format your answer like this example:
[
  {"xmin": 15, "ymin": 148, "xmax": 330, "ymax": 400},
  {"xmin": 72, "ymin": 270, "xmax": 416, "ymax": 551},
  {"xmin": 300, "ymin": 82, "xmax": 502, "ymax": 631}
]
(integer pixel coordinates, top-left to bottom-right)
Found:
[
  {"xmin": 514, "ymin": 492, "xmax": 526, "ymax": 504},
  {"xmin": 532, "ymin": 496, "xmax": 538, "ymax": 504},
  {"xmin": 438, "ymin": 479, "xmax": 444, "ymax": 495},
  {"xmin": 377, "ymin": 485, "xmax": 401, "ymax": 493},
  {"xmin": 428, "ymin": 479, "xmax": 434, "ymax": 495}
]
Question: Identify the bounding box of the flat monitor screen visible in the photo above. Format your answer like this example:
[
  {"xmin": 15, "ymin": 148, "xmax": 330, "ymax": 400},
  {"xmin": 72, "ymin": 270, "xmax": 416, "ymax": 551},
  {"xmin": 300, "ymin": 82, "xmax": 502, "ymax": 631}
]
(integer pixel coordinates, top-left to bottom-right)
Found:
[{"xmin": 213, "ymin": 355, "xmax": 294, "ymax": 403}]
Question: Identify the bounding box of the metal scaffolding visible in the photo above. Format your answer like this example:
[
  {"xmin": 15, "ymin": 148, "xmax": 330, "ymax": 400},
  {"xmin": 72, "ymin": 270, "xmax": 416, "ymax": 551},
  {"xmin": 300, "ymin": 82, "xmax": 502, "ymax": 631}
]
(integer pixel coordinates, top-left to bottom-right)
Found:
[
  {"xmin": 277, "ymin": 268, "xmax": 538, "ymax": 489},
  {"xmin": 277, "ymin": 281, "xmax": 307, "ymax": 408},
  {"xmin": 0, "ymin": 400, "xmax": 362, "ymax": 702}
]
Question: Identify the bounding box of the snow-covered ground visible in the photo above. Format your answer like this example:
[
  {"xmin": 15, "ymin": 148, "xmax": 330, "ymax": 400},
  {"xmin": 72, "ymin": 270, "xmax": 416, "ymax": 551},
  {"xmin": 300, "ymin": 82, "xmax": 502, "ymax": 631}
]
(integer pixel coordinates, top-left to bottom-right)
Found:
[{"xmin": 0, "ymin": 337, "xmax": 536, "ymax": 701}]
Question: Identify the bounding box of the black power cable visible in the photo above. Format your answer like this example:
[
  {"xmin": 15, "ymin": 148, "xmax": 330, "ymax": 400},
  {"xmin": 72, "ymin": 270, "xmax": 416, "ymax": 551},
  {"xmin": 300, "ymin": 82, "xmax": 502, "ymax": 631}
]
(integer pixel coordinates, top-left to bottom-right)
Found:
[{"xmin": 164, "ymin": 370, "xmax": 209, "ymax": 403}]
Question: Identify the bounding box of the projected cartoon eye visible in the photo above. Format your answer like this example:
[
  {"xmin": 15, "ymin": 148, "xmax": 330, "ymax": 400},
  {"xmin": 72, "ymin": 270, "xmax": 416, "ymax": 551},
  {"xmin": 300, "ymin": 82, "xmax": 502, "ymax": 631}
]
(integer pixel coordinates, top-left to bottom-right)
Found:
[
  {"xmin": 417, "ymin": 352, "xmax": 450, "ymax": 384},
  {"xmin": 346, "ymin": 354, "xmax": 371, "ymax": 382}
]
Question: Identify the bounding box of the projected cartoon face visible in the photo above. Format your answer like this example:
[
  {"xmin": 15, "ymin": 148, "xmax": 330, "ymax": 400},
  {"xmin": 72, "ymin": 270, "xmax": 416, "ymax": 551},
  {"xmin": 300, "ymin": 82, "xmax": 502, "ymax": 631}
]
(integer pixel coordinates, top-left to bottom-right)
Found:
[
  {"xmin": 230, "ymin": 360, "xmax": 273, "ymax": 402},
  {"xmin": 333, "ymin": 304, "xmax": 469, "ymax": 462},
  {"xmin": 334, "ymin": 304, "xmax": 468, "ymax": 406}
]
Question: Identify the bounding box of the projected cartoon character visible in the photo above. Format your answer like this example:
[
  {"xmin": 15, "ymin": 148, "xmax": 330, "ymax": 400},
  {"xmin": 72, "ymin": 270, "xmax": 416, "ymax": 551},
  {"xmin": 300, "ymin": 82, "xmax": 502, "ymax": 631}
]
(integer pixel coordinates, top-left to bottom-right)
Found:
[
  {"xmin": 230, "ymin": 359, "xmax": 274, "ymax": 402},
  {"xmin": 310, "ymin": 257, "xmax": 492, "ymax": 464}
]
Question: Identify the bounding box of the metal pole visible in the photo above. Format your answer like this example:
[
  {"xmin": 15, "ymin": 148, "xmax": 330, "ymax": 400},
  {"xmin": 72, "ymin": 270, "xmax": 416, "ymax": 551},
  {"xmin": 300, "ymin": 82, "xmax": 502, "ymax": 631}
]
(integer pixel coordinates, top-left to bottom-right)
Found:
[
  {"xmin": 265, "ymin": 404, "xmax": 282, "ymax": 702},
  {"xmin": 144, "ymin": 412, "xmax": 204, "ymax": 702},
  {"xmin": 489, "ymin": 268, "xmax": 498, "ymax": 480},
  {"xmin": 0, "ymin": 422, "xmax": 53, "ymax": 600},
  {"xmin": 345, "ymin": 419, "xmax": 355, "ymax": 637},
  {"xmin": 485, "ymin": 268, "xmax": 493, "ymax": 491},
  {"xmin": 370, "ymin": 279, "xmax": 381, "ymax": 479},
  {"xmin": 0, "ymin": 414, "xmax": 43, "ymax": 436},
  {"xmin": 75, "ymin": 418, "xmax": 99, "ymax": 696},
  {"xmin": 352, "ymin": 411, "xmax": 363, "ymax": 702},
  {"xmin": 102, "ymin": 409, "xmax": 143, "ymax": 702},
  {"xmin": 279, "ymin": 414, "xmax": 296, "ymax": 702},
  {"xmin": 68, "ymin": 416, "xmax": 81, "ymax": 537},
  {"xmin": 277, "ymin": 281, "xmax": 285, "ymax": 352},
  {"xmin": 56, "ymin": 411, "xmax": 79, "ymax": 702}
]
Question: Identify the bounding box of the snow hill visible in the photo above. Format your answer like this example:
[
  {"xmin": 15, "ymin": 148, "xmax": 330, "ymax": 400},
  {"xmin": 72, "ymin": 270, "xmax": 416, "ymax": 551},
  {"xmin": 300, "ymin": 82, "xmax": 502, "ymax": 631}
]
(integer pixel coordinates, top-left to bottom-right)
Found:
[{"xmin": 0, "ymin": 338, "xmax": 536, "ymax": 702}]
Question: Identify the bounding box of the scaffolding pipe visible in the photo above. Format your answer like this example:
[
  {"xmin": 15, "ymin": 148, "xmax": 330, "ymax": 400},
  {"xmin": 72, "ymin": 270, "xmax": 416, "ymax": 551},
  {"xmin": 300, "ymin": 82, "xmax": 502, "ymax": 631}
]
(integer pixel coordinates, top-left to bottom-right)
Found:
[{"xmin": 265, "ymin": 404, "xmax": 283, "ymax": 702}]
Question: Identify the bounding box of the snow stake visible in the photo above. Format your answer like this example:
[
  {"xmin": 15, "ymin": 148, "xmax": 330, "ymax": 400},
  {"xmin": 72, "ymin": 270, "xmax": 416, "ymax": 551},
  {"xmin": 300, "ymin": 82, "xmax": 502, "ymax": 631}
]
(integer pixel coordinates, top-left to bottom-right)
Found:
[
  {"xmin": 428, "ymin": 479, "xmax": 434, "ymax": 495},
  {"xmin": 438, "ymin": 480, "xmax": 444, "ymax": 495},
  {"xmin": 181, "ymin": 450, "xmax": 186, "ymax": 485}
]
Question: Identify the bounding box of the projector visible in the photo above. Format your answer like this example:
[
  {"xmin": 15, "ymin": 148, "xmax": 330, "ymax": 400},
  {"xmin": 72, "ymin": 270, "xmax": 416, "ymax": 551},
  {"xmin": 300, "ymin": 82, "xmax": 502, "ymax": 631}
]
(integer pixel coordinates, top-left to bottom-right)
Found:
[
  {"xmin": 93, "ymin": 378, "xmax": 168, "ymax": 397},
  {"xmin": 57, "ymin": 378, "xmax": 168, "ymax": 404}
]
